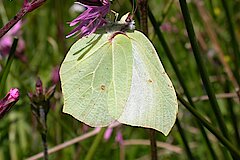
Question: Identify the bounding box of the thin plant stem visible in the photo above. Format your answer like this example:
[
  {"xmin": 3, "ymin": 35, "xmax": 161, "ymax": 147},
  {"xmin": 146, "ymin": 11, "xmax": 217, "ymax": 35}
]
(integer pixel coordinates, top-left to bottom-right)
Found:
[
  {"xmin": 178, "ymin": 0, "xmax": 239, "ymax": 157},
  {"xmin": 0, "ymin": 8, "xmax": 28, "ymax": 38},
  {"xmin": 138, "ymin": 0, "xmax": 148, "ymax": 35},
  {"xmin": 0, "ymin": 38, "xmax": 18, "ymax": 97},
  {"xmin": 149, "ymin": 129, "xmax": 158, "ymax": 160},
  {"xmin": 0, "ymin": 0, "xmax": 8, "ymax": 24},
  {"xmin": 178, "ymin": 0, "xmax": 229, "ymax": 140},
  {"xmin": 84, "ymin": 128, "xmax": 106, "ymax": 160},
  {"xmin": 225, "ymin": 80, "xmax": 240, "ymax": 148},
  {"xmin": 220, "ymin": 0, "xmax": 240, "ymax": 85},
  {"xmin": 159, "ymin": 0, "xmax": 175, "ymax": 24},
  {"xmin": 208, "ymin": 0, "xmax": 216, "ymax": 19},
  {"xmin": 26, "ymin": 128, "xmax": 101, "ymax": 160},
  {"xmin": 192, "ymin": 92, "xmax": 237, "ymax": 102},
  {"xmin": 137, "ymin": 1, "xmax": 157, "ymax": 160},
  {"xmin": 177, "ymin": 93, "xmax": 240, "ymax": 158},
  {"xmin": 148, "ymin": 9, "xmax": 217, "ymax": 160},
  {"xmin": 194, "ymin": 0, "xmax": 240, "ymax": 101},
  {"xmin": 41, "ymin": 133, "xmax": 48, "ymax": 160},
  {"xmin": 176, "ymin": 119, "xmax": 195, "ymax": 159},
  {"xmin": 40, "ymin": 107, "xmax": 48, "ymax": 160},
  {"xmin": 0, "ymin": 0, "xmax": 46, "ymax": 38},
  {"xmin": 123, "ymin": 139, "xmax": 182, "ymax": 154}
]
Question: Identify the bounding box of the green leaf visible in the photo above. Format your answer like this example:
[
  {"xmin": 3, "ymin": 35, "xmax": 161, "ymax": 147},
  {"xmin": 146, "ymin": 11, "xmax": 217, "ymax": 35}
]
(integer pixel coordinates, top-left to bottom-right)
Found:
[{"xmin": 60, "ymin": 30, "xmax": 178, "ymax": 136}]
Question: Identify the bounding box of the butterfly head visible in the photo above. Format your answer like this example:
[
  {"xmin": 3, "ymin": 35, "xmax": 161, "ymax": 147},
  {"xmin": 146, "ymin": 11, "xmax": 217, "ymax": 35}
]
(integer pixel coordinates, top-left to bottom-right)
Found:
[{"xmin": 119, "ymin": 12, "xmax": 135, "ymax": 31}]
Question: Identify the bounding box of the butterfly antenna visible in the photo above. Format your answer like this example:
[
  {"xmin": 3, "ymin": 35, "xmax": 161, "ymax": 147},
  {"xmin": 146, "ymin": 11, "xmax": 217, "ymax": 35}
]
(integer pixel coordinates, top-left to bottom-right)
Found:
[{"xmin": 131, "ymin": 0, "xmax": 138, "ymax": 19}]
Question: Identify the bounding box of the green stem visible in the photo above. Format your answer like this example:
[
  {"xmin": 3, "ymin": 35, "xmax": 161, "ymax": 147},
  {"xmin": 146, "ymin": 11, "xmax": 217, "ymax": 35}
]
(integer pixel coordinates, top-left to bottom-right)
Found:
[
  {"xmin": 220, "ymin": 0, "xmax": 240, "ymax": 85},
  {"xmin": 159, "ymin": 0, "xmax": 174, "ymax": 24},
  {"xmin": 0, "ymin": 38, "xmax": 18, "ymax": 97},
  {"xmin": 225, "ymin": 80, "xmax": 240, "ymax": 148},
  {"xmin": 0, "ymin": 0, "xmax": 8, "ymax": 24},
  {"xmin": 40, "ymin": 107, "xmax": 48, "ymax": 160},
  {"xmin": 84, "ymin": 128, "xmax": 106, "ymax": 160},
  {"xmin": 148, "ymin": 8, "xmax": 217, "ymax": 160},
  {"xmin": 177, "ymin": 93, "xmax": 240, "ymax": 158},
  {"xmin": 208, "ymin": 0, "xmax": 216, "ymax": 19},
  {"xmin": 41, "ymin": 133, "xmax": 48, "ymax": 160},
  {"xmin": 178, "ymin": 0, "xmax": 229, "ymax": 139},
  {"xmin": 176, "ymin": 119, "xmax": 195, "ymax": 159}
]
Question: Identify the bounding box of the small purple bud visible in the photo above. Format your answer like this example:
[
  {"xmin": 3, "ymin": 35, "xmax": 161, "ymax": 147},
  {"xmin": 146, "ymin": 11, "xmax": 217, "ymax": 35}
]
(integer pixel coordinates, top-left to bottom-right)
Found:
[
  {"xmin": 36, "ymin": 77, "xmax": 43, "ymax": 95},
  {"xmin": 8, "ymin": 88, "xmax": 20, "ymax": 101},
  {"xmin": 104, "ymin": 128, "xmax": 113, "ymax": 140},
  {"xmin": 115, "ymin": 131, "xmax": 123, "ymax": 144},
  {"xmin": 0, "ymin": 88, "xmax": 20, "ymax": 119},
  {"xmin": 51, "ymin": 66, "xmax": 60, "ymax": 84}
]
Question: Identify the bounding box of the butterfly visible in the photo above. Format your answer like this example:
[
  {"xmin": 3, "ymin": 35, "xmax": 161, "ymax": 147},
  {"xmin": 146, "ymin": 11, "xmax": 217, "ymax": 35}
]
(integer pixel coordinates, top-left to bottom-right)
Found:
[{"xmin": 60, "ymin": 13, "xmax": 178, "ymax": 136}]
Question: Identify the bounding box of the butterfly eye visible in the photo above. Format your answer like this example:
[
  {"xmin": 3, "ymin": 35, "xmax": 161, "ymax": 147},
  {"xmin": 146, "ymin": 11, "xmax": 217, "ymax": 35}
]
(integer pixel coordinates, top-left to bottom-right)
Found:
[{"xmin": 78, "ymin": 0, "xmax": 103, "ymax": 6}]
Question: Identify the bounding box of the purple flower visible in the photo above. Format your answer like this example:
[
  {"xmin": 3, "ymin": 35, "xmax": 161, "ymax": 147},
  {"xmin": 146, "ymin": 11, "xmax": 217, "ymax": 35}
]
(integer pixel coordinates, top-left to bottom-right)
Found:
[
  {"xmin": 0, "ymin": 88, "xmax": 20, "ymax": 119},
  {"xmin": 66, "ymin": 0, "xmax": 110, "ymax": 38},
  {"xmin": 0, "ymin": 20, "xmax": 27, "ymax": 62}
]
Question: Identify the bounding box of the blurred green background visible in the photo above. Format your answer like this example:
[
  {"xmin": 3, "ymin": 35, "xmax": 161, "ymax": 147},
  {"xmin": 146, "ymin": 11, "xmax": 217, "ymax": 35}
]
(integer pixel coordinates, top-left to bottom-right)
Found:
[{"xmin": 1, "ymin": 0, "xmax": 240, "ymax": 159}]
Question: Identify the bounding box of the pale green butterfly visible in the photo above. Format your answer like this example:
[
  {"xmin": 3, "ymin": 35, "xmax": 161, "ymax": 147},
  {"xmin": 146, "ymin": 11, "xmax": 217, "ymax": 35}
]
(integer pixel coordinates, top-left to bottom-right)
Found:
[{"xmin": 60, "ymin": 13, "xmax": 178, "ymax": 136}]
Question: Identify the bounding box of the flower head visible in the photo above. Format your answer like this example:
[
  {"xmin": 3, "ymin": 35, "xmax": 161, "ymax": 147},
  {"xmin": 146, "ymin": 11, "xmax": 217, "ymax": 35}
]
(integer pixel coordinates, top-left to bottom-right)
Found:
[
  {"xmin": 67, "ymin": 0, "xmax": 110, "ymax": 38},
  {"xmin": 51, "ymin": 66, "xmax": 60, "ymax": 84},
  {"xmin": 28, "ymin": 77, "xmax": 55, "ymax": 133},
  {"xmin": 0, "ymin": 20, "xmax": 27, "ymax": 62},
  {"xmin": 0, "ymin": 88, "xmax": 20, "ymax": 119}
]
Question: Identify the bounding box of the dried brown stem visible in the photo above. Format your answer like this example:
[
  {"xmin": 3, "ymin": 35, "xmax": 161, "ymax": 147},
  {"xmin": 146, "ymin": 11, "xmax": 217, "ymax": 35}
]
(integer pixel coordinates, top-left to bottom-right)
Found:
[
  {"xmin": 123, "ymin": 139, "xmax": 184, "ymax": 154},
  {"xmin": 26, "ymin": 128, "xmax": 101, "ymax": 160},
  {"xmin": 192, "ymin": 92, "xmax": 237, "ymax": 102}
]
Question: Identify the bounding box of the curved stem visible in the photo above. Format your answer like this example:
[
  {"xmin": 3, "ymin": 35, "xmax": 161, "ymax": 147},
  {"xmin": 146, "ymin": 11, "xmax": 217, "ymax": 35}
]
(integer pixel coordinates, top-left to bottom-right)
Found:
[
  {"xmin": 220, "ymin": 0, "xmax": 240, "ymax": 85},
  {"xmin": 0, "ymin": 7, "xmax": 28, "ymax": 38},
  {"xmin": 0, "ymin": 0, "xmax": 47, "ymax": 38},
  {"xmin": 176, "ymin": 119, "xmax": 195, "ymax": 159},
  {"xmin": 177, "ymin": 93, "xmax": 240, "ymax": 158},
  {"xmin": 148, "ymin": 8, "xmax": 217, "ymax": 160},
  {"xmin": 0, "ymin": 38, "xmax": 18, "ymax": 97},
  {"xmin": 178, "ymin": 0, "xmax": 229, "ymax": 140},
  {"xmin": 84, "ymin": 128, "xmax": 106, "ymax": 160}
]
